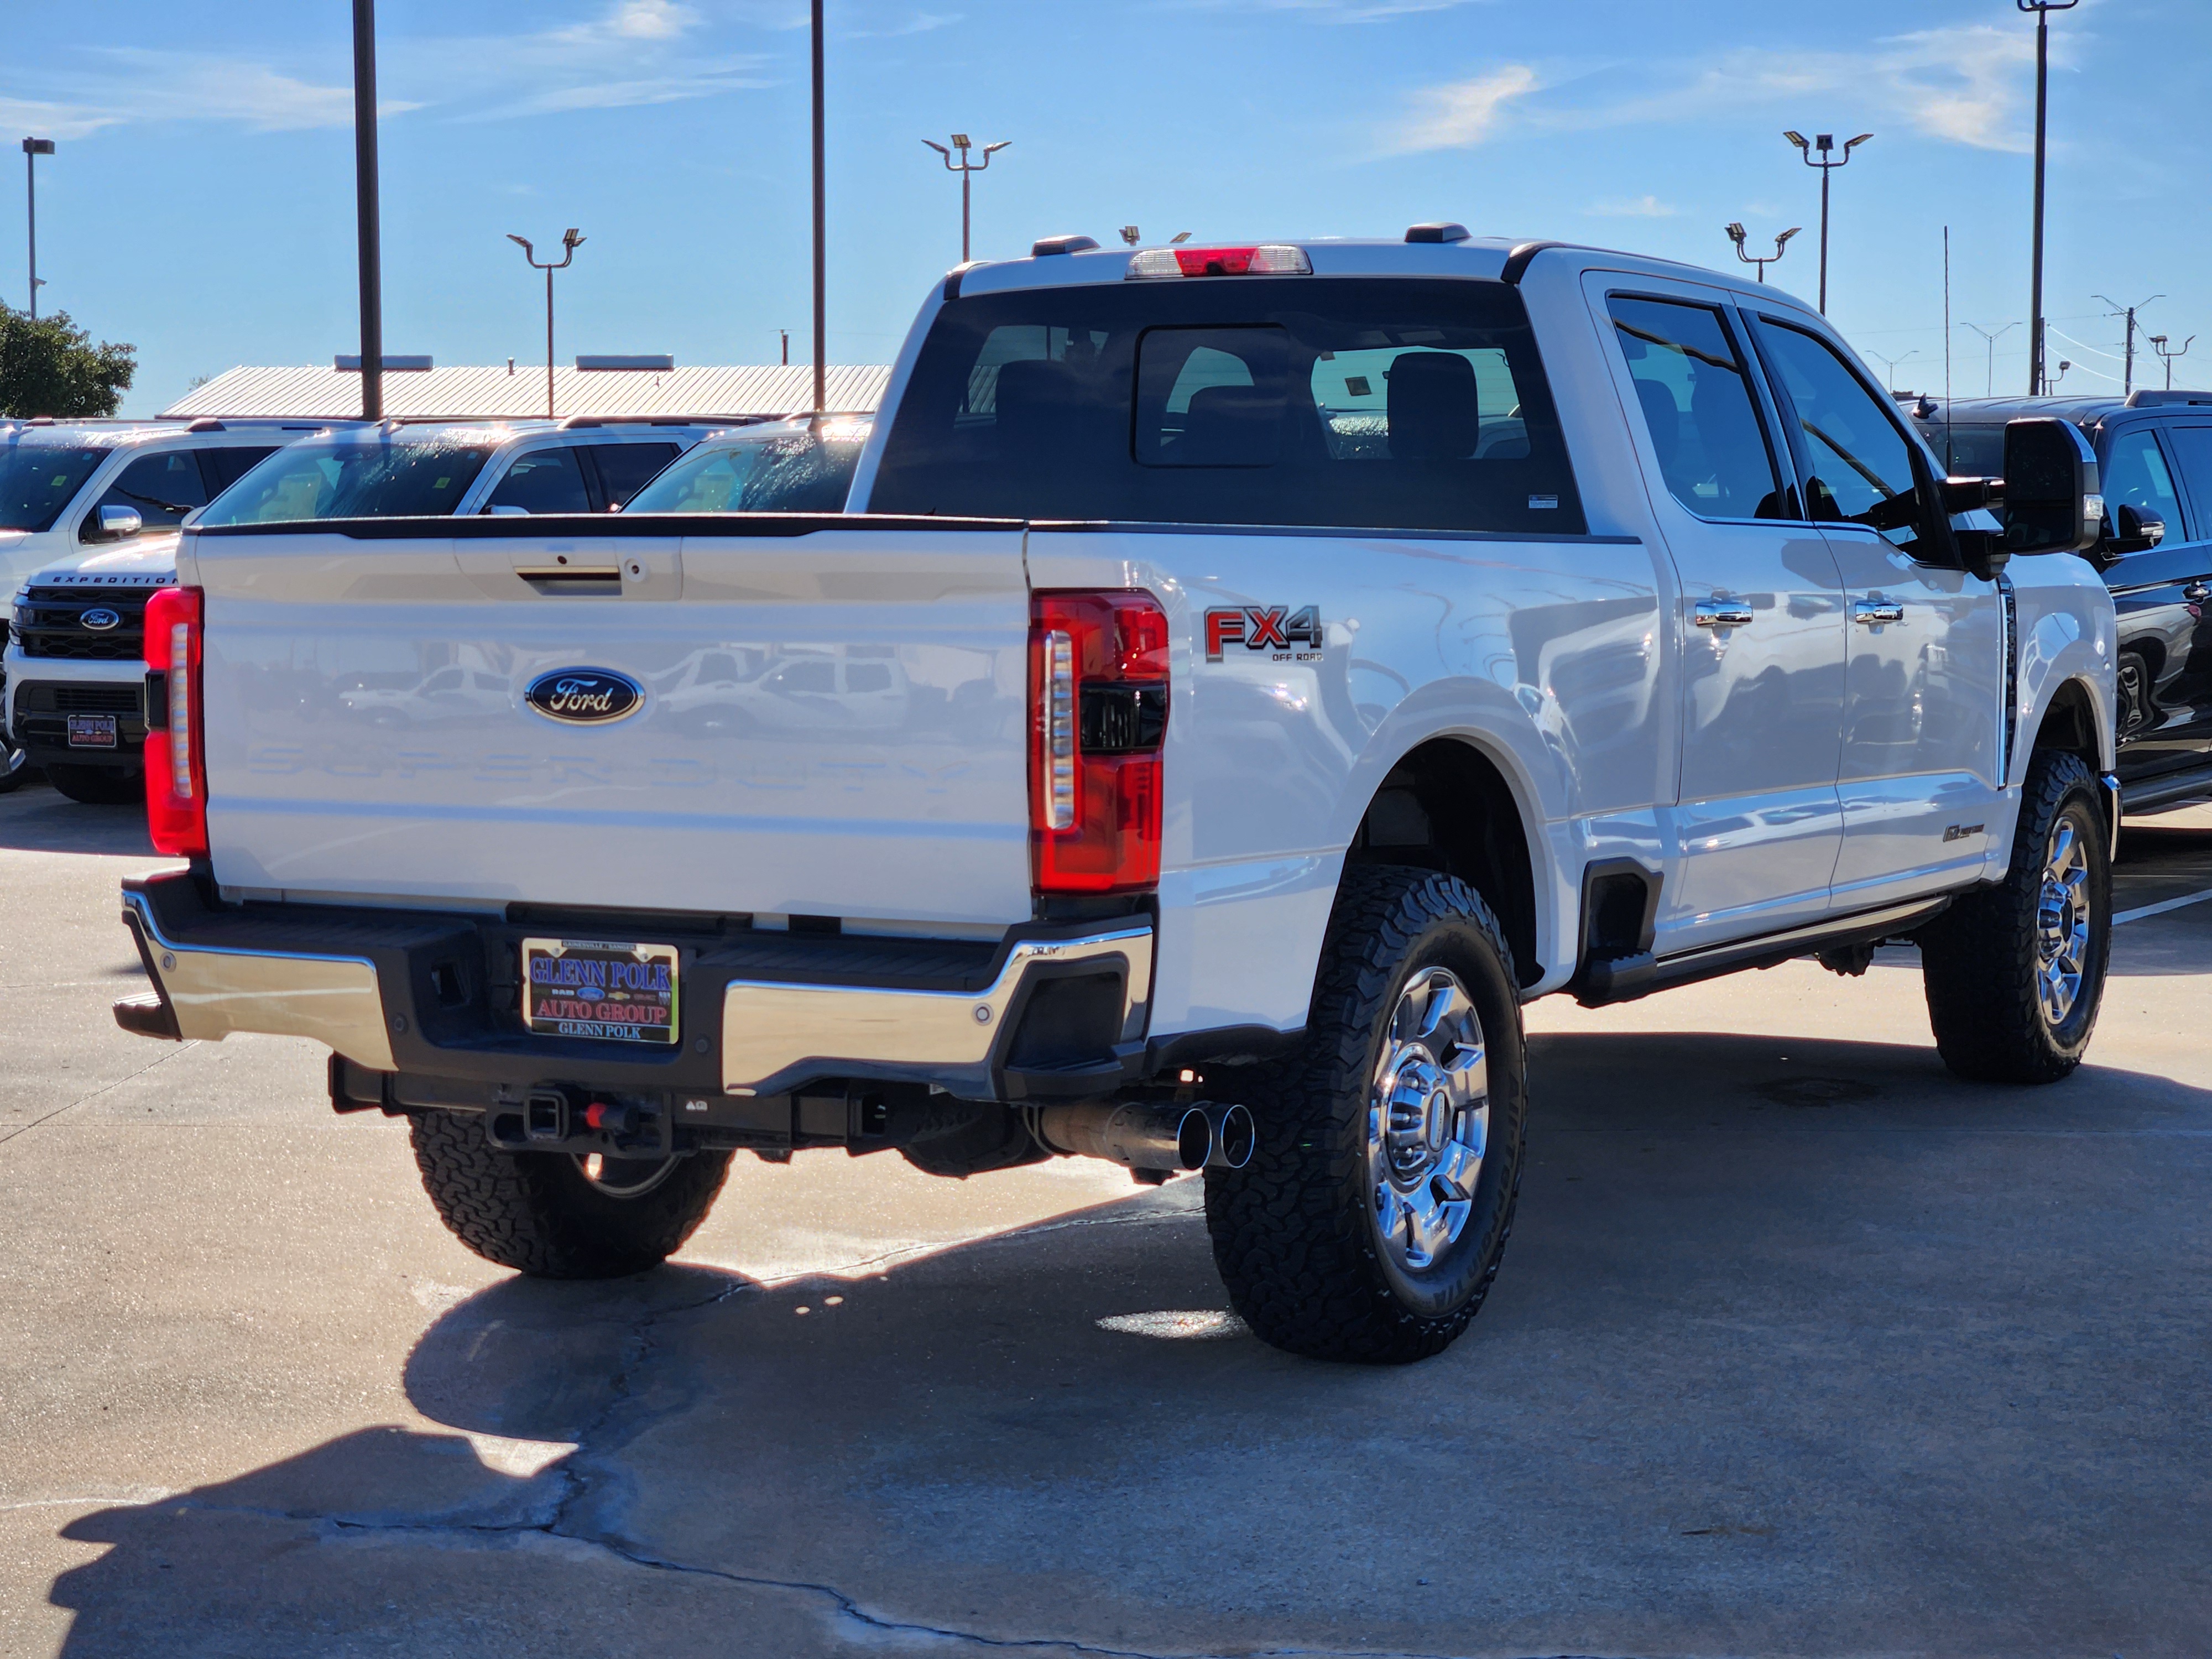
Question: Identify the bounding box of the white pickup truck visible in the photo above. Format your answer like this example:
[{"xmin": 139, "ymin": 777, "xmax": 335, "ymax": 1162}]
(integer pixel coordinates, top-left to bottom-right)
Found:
[{"xmin": 110, "ymin": 228, "xmax": 2118, "ymax": 1363}]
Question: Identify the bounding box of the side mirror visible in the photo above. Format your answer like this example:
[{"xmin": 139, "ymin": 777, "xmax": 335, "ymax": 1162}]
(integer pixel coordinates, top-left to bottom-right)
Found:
[
  {"xmin": 486, "ymin": 503, "xmax": 530, "ymax": 517},
  {"xmin": 97, "ymin": 504, "xmax": 143, "ymax": 539},
  {"xmin": 2107, "ymin": 503, "xmax": 2166, "ymax": 556},
  {"xmin": 2002, "ymin": 417, "xmax": 2102, "ymax": 556}
]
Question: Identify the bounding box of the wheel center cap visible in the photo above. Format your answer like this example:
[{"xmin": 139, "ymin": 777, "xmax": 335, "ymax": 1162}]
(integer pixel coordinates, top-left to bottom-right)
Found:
[{"xmin": 1383, "ymin": 1055, "xmax": 1448, "ymax": 1183}]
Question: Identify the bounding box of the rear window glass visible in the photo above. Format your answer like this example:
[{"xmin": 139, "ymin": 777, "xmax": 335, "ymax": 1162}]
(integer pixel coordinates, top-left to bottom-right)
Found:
[
  {"xmin": 626, "ymin": 421, "xmax": 867, "ymax": 515},
  {"xmin": 199, "ymin": 437, "xmax": 495, "ymax": 524},
  {"xmin": 869, "ymin": 278, "xmax": 1583, "ymax": 534}
]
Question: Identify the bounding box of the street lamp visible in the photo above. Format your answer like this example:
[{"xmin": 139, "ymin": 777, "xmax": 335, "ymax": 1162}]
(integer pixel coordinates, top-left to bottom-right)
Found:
[
  {"xmin": 351, "ymin": 0, "xmax": 383, "ymax": 420},
  {"xmin": 2048, "ymin": 357, "xmax": 2073, "ymax": 391},
  {"xmin": 507, "ymin": 228, "xmax": 584, "ymax": 419},
  {"xmin": 21, "ymin": 137, "xmax": 54, "ymax": 320},
  {"xmin": 1725, "ymin": 221, "xmax": 1801, "ymax": 284},
  {"xmin": 921, "ymin": 133, "xmax": 1010, "ymax": 265},
  {"xmin": 1962, "ymin": 321, "xmax": 2021, "ymax": 398},
  {"xmin": 2020, "ymin": 0, "xmax": 2080, "ymax": 396},
  {"xmin": 2151, "ymin": 333, "xmax": 2195, "ymax": 392},
  {"xmin": 1783, "ymin": 129, "xmax": 1870, "ymax": 315},
  {"xmin": 1867, "ymin": 348, "xmax": 1920, "ymax": 393}
]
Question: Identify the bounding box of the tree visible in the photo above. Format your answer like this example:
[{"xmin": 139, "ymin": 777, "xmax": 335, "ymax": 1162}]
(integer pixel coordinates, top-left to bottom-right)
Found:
[{"xmin": 0, "ymin": 305, "xmax": 135, "ymax": 418}]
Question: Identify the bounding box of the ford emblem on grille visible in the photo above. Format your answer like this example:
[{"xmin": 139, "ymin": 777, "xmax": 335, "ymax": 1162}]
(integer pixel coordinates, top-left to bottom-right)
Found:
[
  {"xmin": 524, "ymin": 667, "xmax": 643, "ymax": 725},
  {"xmin": 80, "ymin": 608, "xmax": 122, "ymax": 632}
]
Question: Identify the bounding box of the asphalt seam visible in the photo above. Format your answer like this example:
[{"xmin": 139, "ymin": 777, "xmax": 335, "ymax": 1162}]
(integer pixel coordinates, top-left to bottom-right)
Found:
[{"xmin": 0, "ymin": 1040, "xmax": 199, "ymax": 1149}]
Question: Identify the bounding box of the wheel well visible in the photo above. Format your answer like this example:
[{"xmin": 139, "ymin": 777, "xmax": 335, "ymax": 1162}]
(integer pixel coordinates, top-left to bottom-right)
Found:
[
  {"xmin": 2034, "ymin": 677, "xmax": 2101, "ymax": 763},
  {"xmin": 1347, "ymin": 739, "xmax": 1539, "ymax": 985}
]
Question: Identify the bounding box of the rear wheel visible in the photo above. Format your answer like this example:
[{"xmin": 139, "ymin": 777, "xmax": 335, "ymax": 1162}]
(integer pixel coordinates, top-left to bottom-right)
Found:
[
  {"xmin": 409, "ymin": 1109, "xmax": 732, "ymax": 1278},
  {"xmin": 45, "ymin": 763, "xmax": 143, "ymax": 806},
  {"xmin": 1203, "ymin": 866, "xmax": 1526, "ymax": 1364},
  {"xmin": 1920, "ymin": 747, "xmax": 2111, "ymax": 1083},
  {"xmin": 0, "ymin": 738, "xmax": 31, "ymax": 796}
]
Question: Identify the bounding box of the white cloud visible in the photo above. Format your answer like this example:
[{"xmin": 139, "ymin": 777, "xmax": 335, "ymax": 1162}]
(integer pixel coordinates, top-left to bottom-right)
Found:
[
  {"xmin": 0, "ymin": 96, "xmax": 122, "ymax": 142},
  {"xmin": 1587, "ymin": 194, "xmax": 1677, "ymax": 218},
  {"xmin": 1391, "ymin": 64, "xmax": 1540, "ymax": 152},
  {"xmin": 1198, "ymin": 0, "xmax": 1481, "ymax": 19},
  {"xmin": 1703, "ymin": 24, "xmax": 2037, "ymax": 153}
]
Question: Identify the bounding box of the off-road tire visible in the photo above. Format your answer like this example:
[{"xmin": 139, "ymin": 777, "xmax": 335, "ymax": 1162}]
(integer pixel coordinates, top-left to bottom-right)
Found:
[
  {"xmin": 1920, "ymin": 747, "xmax": 2111, "ymax": 1084},
  {"xmin": 45, "ymin": 763, "xmax": 143, "ymax": 806},
  {"xmin": 1203, "ymin": 865, "xmax": 1527, "ymax": 1364},
  {"xmin": 408, "ymin": 1110, "xmax": 733, "ymax": 1278}
]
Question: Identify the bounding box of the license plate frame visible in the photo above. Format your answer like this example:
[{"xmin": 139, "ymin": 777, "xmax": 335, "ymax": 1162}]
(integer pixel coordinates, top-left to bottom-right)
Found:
[
  {"xmin": 65, "ymin": 713, "xmax": 118, "ymax": 749},
  {"xmin": 521, "ymin": 937, "xmax": 680, "ymax": 1047}
]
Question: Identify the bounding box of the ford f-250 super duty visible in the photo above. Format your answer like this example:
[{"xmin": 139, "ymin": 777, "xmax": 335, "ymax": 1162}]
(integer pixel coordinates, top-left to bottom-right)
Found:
[{"xmin": 108, "ymin": 227, "xmax": 2119, "ymax": 1363}]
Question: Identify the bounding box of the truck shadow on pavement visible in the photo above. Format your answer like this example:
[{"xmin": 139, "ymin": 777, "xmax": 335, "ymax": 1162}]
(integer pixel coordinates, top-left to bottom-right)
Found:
[
  {"xmin": 0, "ymin": 783, "xmax": 156, "ymax": 858},
  {"xmin": 48, "ymin": 1028, "xmax": 2212, "ymax": 1658}
]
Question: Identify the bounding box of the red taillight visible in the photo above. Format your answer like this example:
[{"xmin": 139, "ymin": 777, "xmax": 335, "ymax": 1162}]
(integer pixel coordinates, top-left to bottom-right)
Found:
[
  {"xmin": 1030, "ymin": 591, "xmax": 1169, "ymax": 895},
  {"xmin": 143, "ymin": 585, "xmax": 207, "ymax": 858},
  {"xmin": 1125, "ymin": 243, "xmax": 1312, "ymax": 279}
]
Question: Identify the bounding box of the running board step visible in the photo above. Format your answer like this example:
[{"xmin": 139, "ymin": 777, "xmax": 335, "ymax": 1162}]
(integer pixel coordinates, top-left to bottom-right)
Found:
[{"xmin": 1576, "ymin": 896, "xmax": 1949, "ymax": 1008}]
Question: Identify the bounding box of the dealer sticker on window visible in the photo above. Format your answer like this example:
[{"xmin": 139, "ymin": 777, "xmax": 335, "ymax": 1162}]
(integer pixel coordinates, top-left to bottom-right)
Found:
[{"xmin": 521, "ymin": 937, "xmax": 680, "ymax": 1046}]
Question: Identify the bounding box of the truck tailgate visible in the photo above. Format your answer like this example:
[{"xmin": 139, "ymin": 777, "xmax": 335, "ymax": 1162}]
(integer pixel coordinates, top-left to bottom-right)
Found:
[{"xmin": 189, "ymin": 519, "xmax": 1035, "ymax": 925}]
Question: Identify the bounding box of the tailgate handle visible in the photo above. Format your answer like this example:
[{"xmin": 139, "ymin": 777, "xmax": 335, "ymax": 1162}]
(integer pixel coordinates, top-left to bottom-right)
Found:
[{"xmin": 514, "ymin": 564, "xmax": 623, "ymax": 589}]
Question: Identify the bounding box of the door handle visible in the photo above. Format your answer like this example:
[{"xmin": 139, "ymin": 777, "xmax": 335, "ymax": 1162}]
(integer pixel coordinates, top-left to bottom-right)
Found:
[
  {"xmin": 2185, "ymin": 581, "xmax": 2211, "ymax": 603},
  {"xmin": 1694, "ymin": 599, "xmax": 1755, "ymax": 629},
  {"xmin": 1854, "ymin": 599, "xmax": 1905, "ymax": 627}
]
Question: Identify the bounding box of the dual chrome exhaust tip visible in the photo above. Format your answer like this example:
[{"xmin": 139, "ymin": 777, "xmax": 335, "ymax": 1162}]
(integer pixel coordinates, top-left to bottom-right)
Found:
[{"xmin": 1036, "ymin": 1099, "xmax": 1255, "ymax": 1174}]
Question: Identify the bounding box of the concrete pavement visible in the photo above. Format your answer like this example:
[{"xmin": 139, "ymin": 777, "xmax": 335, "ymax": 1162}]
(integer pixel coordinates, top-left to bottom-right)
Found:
[{"xmin": 3, "ymin": 781, "xmax": 2208, "ymax": 1657}]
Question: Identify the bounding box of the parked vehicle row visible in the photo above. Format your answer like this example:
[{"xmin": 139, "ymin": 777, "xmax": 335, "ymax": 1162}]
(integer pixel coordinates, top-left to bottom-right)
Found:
[
  {"xmin": 4, "ymin": 411, "xmax": 867, "ymax": 804},
  {"xmin": 105, "ymin": 228, "xmax": 2117, "ymax": 1364}
]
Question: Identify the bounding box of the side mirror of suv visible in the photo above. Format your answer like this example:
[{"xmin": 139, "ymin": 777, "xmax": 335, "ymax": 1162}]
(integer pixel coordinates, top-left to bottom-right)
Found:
[
  {"xmin": 2105, "ymin": 502, "xmax": 2166, "ymax": 556},
  {"xmin": 96, "ymin": 504, "xmax": 144, "ymax": 540},
  {"xmin": 2002, "ymin": 416, "xmax": 2103, "ymax": 556}
]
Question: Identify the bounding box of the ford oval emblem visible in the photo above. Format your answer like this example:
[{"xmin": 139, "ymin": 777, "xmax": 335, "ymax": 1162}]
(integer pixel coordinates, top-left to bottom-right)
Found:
[
  {"xmin": 524, "ymin": 667, "xmax": 643, "ymax": 726},
  {"xmin": 80, "ymin": 607, "xmax": 122, "ymax": 632}
]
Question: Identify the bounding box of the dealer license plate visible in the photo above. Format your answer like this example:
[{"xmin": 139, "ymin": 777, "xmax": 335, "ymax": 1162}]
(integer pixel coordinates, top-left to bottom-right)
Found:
[
  {"xmin": 66, "ymin": 714, "xmax": 118, "ymax": 749},
  {"xmin": 521, "ymin": 938, "xmax": 680, "ymax": 1046}
]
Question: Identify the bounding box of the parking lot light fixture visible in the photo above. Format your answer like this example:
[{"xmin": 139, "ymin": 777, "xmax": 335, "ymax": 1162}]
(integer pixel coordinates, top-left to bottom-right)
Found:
[
  {"xmin": 2151, "ymin": 333, "xmax": 2195, "ymax": 392},
  {"xmin": 1784, "ymin": 129, "xmax": 1870, "ymax": 315},
  {"xmin": 1963, "ymin": 321, "xmax": 2022, "ymax": 398},
  {"xmin": 1868, "ymin": 348, "xmax": 1920, "ymax": 393},
  {"xmin": 21, "ymin": 137, "xmax": 54, "ymax": 319},
  {"xmin": 508, "ymin": 228, "xmax": 584, "ymax": 418},
  {"xmin": 2020, "ymin": 0, "xmax": 2081, "ymax": 395},
  {"xmin": 1726, "ymin": 221, "xmax": 1802, "ymax": 284},
  {"xmin": 921, "ymin": 133, "xmax": 1011, "ymax": 264}
]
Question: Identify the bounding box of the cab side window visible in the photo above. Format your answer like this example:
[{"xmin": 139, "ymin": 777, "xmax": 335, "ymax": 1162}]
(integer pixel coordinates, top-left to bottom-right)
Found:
[
  {"xmin": 588, "ymin": 442, "xmax": 680, "ymax": 507},
  {"xmin": 1607, "ymin": 296, "xmax": 1787, "ymax": 520},
  {"xmin": 485, "ymin": 448, "xmax": 591, "ymax": 514},
  {"xmin": 2101, "ymin": 429, "xmax": 2186, "ymax": 544},
  {"xmin": 1752, "ymin": 318, "xmax": 1932, "ymax": 551},
  {"xmin": 83, "ymin": 451, "xmax": 209, "ymax": 540},
  {"xmin": 2154, "ymin": 425, "xmax": 2212, "ymax": 540}
]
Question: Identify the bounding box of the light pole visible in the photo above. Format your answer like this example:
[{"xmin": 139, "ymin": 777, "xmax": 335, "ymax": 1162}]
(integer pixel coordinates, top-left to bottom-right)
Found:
[
  {"xmin": 507, "ymin": 229, "xmax": 583, "ymax": 419},
  {"xmin": 921, "ymin": 134, "xmax": 1010, "ymax": 265},
  {"xmin": 2020, "ymin": 0, "xmax": 2079, "ymax": 397},
  {"xmin": 350, "ymin": 0, "xmax": 382, "ymax": 419},
  {"xmin": 2094, "ymin": 292, "xmax": 2162, "ymax": 399},
  {"xmin": 1868, "ymin": 348, "xmax": 1920, "ymax": 393},
  {"xmin": 1783, "ymin": 130, "xmax": 1870, "ymax": 315},
  {"xmin": 1725, "ymin": 222, "xmax": 1801, "ymax": 284},
  {"xmin": 21, "ymin": 137, "xmax": 54, "ymax": 319},
  {"xmin": 1962, "ymin": 321, "xmax": 2021, "ymax": 398},
  {"xmin": 811, "ymin": 0, "xmax": 825, "ymax": 415},
  {"xmin": 2151, "ymin": 333, "xmax": 2195, "ymax": 391}
]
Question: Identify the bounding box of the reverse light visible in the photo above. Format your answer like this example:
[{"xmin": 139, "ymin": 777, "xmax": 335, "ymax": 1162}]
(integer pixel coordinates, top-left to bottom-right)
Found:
[
  {"xmin": 143, "ymin": 585, "xmax": 207, "ymax": 858},
  {"xmin": 1125, "ymin": 244, "xmax": 1312, "ymax": 279},
  {"xmin": 1030, "ymin": 592, "xmax": 1169, "ymax": 894}
]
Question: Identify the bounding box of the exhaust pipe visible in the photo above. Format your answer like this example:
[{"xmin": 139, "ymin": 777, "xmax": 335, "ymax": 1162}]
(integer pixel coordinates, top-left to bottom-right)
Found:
[
  {"xmin": 1199, "ymin": 1101, "xmax": 1255, "ymax": 1170},
  {"xmin": 1036, "ymin": 1102, "xmax": 1209, "ymax": 1172}
]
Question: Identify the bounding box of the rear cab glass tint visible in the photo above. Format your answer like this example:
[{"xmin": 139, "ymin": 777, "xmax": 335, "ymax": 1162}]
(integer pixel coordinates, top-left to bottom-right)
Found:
[{"xmin": 870, "ymin": 277, "xmax": 1584, "ymax": 534}]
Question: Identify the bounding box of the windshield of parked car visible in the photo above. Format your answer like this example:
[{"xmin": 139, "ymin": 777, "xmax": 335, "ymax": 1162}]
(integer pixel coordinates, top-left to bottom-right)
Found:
[
  {"xmin": 0, "ymin": 445, "xmax": 103, "ymax": 532},
  {"xmin": 197, "ymin": 436, "xmax": 496, "ymax": 524},
  {"xmin": 623, "ymin": 420, "xmax": 869, "ymax": 515}
]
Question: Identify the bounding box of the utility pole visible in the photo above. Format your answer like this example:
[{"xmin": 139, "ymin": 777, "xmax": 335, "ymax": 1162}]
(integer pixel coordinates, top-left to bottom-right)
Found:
[
  {"xmin": 779, "ymin": 328, "xmax": 789, "ymax": 366},
  {"xmin": 921, "ymin": 134, "xmax": 1010, "ymax": 264},
  {"xmin": 1783, "ymin": 130, "xmax": 1870, "ymax": 315},
  {"xmin": 2020, "ymin": 1, "xmax": 2079, "ymax": 396},
  {"xmin": 20, "ymin": 138, "xmax": 54, "ymax": 319},
  {"xmin": 2151, "ymin": 333, "xmax": 2195, "ymax": 391},
  {"xmin": 507, "ymin": 229, "xmax": 584, "ymax": 419},
  {"xmin": 1725, "ymin": 222, "xmax": 1801, "ymax": 284},
  {"xmin": 351, "ymin": 0, "xmax": 383, "ymax": 420},
  {"xmin": 811, "ymin": 0, "xmax": 826, "ymax": 416},
  {"xmin": 2095, "ymin": 292, "xmax": 2162, "ymax": 399},
  {"xmin": 1962, "ymin": 321, "xmax": 2021, "ymax": 398}
]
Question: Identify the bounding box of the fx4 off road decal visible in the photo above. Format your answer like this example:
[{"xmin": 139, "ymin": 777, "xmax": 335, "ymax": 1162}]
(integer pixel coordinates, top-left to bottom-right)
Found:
[{"xmin": 1204, "ymin": 605, "xmax": 1323, "ymax": 662}]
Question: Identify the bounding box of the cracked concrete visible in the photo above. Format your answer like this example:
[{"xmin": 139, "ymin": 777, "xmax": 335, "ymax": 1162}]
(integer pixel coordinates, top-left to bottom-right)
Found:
[{"xmin": 6, "ymin": 784, "xmax": 2212, "ymax": 1657}]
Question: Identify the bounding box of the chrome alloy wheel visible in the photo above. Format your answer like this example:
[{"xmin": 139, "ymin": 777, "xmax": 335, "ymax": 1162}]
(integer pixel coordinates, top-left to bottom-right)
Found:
[
  {"xmin": 1367, "ymin": 966, "xmax": 1490, "ymax": 1272},
  {"xmin": 2035, "ymin": 815, "xmax": 2093, "ymax": 1027},
  {"xmin": 575, "ymin": 1152, "xmax": 681, "ymax": 1199}
]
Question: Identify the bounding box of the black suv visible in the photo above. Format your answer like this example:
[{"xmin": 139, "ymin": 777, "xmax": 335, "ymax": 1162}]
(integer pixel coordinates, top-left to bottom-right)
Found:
[{"xmin": 1914, "ymin": 392, "xmax": 2212, "ymax": 813}]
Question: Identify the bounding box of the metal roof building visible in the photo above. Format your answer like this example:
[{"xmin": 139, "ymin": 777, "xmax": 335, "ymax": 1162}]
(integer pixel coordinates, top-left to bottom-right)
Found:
[{"xmin": 160, "ymin": 363, "xmax": 891, "ymax": 421}]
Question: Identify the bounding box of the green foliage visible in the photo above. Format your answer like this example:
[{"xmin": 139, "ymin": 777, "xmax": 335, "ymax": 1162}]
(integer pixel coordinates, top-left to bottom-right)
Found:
[{"xmin": 0, "ymin": 305, "xmax": 136, "ymax": 418}]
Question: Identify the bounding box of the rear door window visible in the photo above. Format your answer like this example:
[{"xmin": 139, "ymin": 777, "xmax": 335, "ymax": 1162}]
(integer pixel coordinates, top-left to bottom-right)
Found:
[
  {"xmin": 195, "ymin": 446, "xmax": 280, "ymax": 498},
  {"xmin": 2103, "ymin": 428, "xmax": 2188, "ymax": 542},
  {"xmin": 870, "ymin": 277, "xmax": 1584, "ymax": 534},
  {"xmin": 2155, "ymin": 426, "xmax": 2212, "ymax": 541},
  {"xmin": 485, "ymin": 448, "xmax": 591, "ymax": 514},
  {"xmin": 1606, "ymin": 296, "xmax": 1787, "ymax": 520},
  {"xmin": 587, "ymin": 442, "xmax": 680, "ymax": 507}
]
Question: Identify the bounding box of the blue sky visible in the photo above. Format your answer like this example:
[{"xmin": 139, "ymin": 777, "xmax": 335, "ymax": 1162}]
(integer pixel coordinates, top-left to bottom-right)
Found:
[{"xmin": 4, "ymin": 0, "xmax": 2205, "ymax": 415}]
